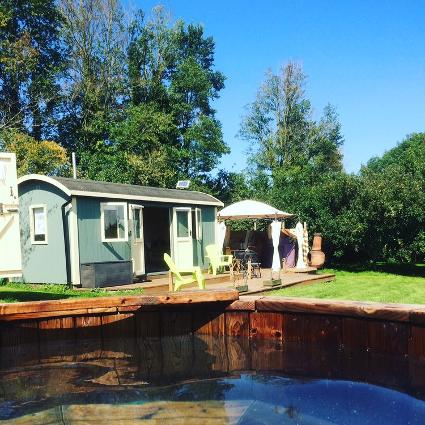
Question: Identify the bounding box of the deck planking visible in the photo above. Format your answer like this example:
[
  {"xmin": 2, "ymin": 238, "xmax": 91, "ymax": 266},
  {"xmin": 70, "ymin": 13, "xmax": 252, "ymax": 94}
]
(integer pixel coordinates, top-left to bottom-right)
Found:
[{"xmin": 101, "ymin": 268, "xmax": 335, "ymax": 295}]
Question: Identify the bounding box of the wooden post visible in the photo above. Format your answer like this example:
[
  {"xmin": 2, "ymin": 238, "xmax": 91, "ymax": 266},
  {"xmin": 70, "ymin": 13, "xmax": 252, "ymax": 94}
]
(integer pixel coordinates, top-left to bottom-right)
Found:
[{"xmin": 168, "ymin": 271, "xmax": 173, "ymax": 292}]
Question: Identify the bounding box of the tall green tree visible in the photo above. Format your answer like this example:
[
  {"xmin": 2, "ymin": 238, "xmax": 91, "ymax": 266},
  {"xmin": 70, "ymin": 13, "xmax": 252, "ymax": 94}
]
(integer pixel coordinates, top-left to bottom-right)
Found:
[
  {"xmin": 0, "ymin": 0, "xmax": 64, "ymax": 139},
  {"xmin": 59, "ymin": 0, "xmax": 128, "ymax": 153},
  {"xmin": 240, "ymin": 62, "xmax": 312, "ymax": 174},
  {"xmin": 241, "ymin": 63, "xmax": 344, "ymax": 208},
  {"xmin": 126, "ymin": 10, "xmax": 229, "ymax": 183}
]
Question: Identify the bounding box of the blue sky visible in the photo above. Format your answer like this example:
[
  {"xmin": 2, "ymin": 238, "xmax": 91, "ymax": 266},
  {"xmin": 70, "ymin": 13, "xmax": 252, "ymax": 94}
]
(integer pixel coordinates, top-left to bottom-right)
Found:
[{"xmin": 132, "ymin": 0, "xmax": 425, "ymax": 173}]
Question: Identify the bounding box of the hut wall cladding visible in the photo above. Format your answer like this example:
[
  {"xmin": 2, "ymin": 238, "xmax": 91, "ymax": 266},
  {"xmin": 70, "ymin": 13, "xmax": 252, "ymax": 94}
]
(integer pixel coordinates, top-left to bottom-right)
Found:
[{"xmin": 2, "ymin": 292, "xmax": 425, "ymax": 363}]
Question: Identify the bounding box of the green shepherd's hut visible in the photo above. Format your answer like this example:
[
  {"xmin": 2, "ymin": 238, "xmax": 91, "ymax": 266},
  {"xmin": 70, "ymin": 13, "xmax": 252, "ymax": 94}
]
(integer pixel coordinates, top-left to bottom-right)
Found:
[{"xmin": 17, "ymin": 175, "xmax": 222, "ymax": 287}]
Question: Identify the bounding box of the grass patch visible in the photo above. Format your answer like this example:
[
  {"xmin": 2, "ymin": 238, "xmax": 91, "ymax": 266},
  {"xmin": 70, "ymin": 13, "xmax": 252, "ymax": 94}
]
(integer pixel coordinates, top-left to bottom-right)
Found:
[
  {"xmin": 270, "ymin": 264, "xmax": 425, "ymax": 304},
  {"xmin": 0, "ymin": 282, "xmax": 144, "ymax": 303}
]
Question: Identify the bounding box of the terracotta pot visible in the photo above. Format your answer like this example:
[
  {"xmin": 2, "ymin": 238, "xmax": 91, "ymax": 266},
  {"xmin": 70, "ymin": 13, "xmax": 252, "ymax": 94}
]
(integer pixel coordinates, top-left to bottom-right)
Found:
[
  {"xmin": 312, "ymin": 233, "xmax": 322, "ymax": 251},
  {"xmin": 310, "ymin": 250, "xmax": 325, "ymax": 268}
]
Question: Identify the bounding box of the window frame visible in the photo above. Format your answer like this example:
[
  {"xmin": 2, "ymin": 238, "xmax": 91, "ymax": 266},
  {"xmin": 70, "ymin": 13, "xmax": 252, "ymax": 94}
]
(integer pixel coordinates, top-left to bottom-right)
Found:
[
  {"xmin": 29, "ymin": 204, "xmax": 48, "ymax": 245},
  {"xmin": 192, "ymin": 207, "xmax": 202, "ymax": 241},
  {"xmin": 100, "ymin": 202, "xmax": 128, "ymax": 243}
]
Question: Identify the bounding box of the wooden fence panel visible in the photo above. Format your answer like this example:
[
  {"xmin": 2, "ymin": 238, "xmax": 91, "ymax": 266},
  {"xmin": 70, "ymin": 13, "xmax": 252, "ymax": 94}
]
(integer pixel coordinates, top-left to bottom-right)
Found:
[
  {"xmin": 225, "ymin": 312, "xmax": 250, "ymax": 338},
  {"xmin": 250, "ymin": 312, "xmax": 283, "ymax": 340}
]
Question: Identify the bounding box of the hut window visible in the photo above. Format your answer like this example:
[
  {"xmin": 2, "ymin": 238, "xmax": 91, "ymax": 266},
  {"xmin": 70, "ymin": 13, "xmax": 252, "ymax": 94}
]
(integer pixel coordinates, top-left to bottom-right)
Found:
[
  {"xmin": 100, "ymin": 202, "xmax": 128, "ymax": 242},
  {"xmin": 29, "ymin": 205, "xmax": 48, "ymax": 244},
  {"xmin": 192, "ymin": 208, "xmax": 202, "ymax": 240}
]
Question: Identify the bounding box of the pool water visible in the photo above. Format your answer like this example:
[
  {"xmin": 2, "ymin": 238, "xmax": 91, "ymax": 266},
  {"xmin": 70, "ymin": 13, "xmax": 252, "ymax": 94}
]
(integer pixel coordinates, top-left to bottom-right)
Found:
[{"xmin": 1, "ymin": 335, "xmax": 424, "ymax": 424}]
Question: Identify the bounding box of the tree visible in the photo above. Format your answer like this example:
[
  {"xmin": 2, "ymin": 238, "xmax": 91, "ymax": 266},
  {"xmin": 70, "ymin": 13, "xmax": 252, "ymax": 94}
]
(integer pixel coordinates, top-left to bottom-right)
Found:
[
  {"xmin": 205, "ymin": 170, "xmax": 252, "ymax": 206},
  {"xmin": 59, "ymin": 0, "xmax": 129, "ymax": 153},
  {"xmin": 127, "ymin": 7, "xmax": 174, "ymax": 108},
  {"xmin": 240, "ymin": 62, "xmax": 312, "ymax": 173},
  {"xmin": 0, "ymin": 0, "xmax": 64, "ymax": 139},
  {"xmin": 356, "ymin": 133, "xmax": 425, "ymax": 262},
  {"xmin": 170, "ymin": 23, "xmax": 228, "ymax": 178},
  {"xmin": 127, "ymin": 12, "xmax": 229, "ymax": 183},
  {"xmin": 0, "ymin": 129, "xmax": 70, "ymax": 176},
  {"xmin": 79, "ymin": 103, "xmax": 179, "ymax": 187},
  {"xmin": 308, "ymin": 104, "xmax": 344, "ymax": 174}
]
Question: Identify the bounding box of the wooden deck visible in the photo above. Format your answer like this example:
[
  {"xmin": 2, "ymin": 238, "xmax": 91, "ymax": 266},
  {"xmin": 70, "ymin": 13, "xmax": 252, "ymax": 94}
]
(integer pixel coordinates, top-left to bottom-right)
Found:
[{"xmin": 102, "ymin": 268, "xmax": 335, "ymax": 295}]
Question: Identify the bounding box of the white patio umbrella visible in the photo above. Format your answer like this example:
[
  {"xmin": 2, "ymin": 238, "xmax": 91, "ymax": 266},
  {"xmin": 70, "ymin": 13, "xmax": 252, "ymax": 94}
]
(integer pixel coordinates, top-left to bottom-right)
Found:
[
  {"xmin": 217, "ymin": 200, "xmax": 292, "ymax": 221},
  {"xmin": 270, "ymin": 220, "xmax": 281, "ymax": 272}
]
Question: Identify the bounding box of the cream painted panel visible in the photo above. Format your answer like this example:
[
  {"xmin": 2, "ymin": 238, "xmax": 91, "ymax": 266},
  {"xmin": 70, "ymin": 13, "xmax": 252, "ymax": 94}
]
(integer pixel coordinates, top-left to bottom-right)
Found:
[{"xmin": 0, "ymin": 153, "xmax": 22, "ymax": 277}]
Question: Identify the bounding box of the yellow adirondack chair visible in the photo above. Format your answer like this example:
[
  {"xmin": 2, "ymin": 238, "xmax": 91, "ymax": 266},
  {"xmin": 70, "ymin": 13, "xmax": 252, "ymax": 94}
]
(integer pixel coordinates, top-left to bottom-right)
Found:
[
  {"xmin": 205, "ymin": 244, "xmax": 233, "ymax": 276},
  {"xmin": 163, "ymin": 253, "xmax": 205, "ymax": 291}
]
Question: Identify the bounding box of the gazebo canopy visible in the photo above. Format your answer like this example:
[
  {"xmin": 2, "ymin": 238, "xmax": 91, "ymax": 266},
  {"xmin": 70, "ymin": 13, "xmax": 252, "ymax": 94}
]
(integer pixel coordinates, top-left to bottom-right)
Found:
[{"xmin": 217, "ymin": 200, "xmax": 293, "ymax": 221}]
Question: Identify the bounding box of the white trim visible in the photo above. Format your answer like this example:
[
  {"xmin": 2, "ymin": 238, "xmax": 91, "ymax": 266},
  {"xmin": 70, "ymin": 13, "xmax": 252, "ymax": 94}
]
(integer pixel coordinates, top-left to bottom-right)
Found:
[
  {"xmin": 29, "ymin": 204, "xmax": 48, "ymax": 245},
  {"xmin": 214, "ymin": 207, "xmax": 218, "ymax": 244},
  {"xmin": 129, "ymin": 204, "xmax": 145, "ymax": 275},
  {"xmin": 100, "ymin": 201, "xmax": 128, "ymax": 242},
  {"xmin": 70, "ymin": 190, "xmax": 223, "ymax": 206},
  {"xmin": 69, "ymin": 197, "xmax": 81, "ymax": 286},
  {"xmin": 169, "ymin": 208, "xmax": 174, "ymax": 261},
  {"xmin": 18, "ymin": 174, "xmax": 72, "ymax": 196},
  {"xmin": 0, "ymin": 270, "xmax": 22, "ymax": 278},
  {"xmin": 129, "ymin": 204, "xmax": 144, "ymax": 242},
  {"xmin": 193, "ymin": 207, "xmax": 202, "ymax": 241},
  {"xmin": 172, "ymin": 207, "xmax": 193, "ymax": 268},
  {"xmin": 174, "ymin": 206, "xmax": 193, "ymax": 240}
]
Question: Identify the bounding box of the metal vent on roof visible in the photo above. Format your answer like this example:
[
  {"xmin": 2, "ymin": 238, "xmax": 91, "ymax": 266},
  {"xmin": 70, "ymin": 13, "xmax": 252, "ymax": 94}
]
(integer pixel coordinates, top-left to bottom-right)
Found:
[{"xmin": 176, "ymin": 180, "xmax": 191, "ymax": 189}]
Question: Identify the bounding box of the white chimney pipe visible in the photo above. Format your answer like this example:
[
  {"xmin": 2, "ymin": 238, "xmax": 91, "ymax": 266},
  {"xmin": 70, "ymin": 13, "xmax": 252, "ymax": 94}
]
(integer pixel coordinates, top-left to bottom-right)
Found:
[{"xmin": 72, "ymin": 152, "xmax": 77, "ymax": 179}]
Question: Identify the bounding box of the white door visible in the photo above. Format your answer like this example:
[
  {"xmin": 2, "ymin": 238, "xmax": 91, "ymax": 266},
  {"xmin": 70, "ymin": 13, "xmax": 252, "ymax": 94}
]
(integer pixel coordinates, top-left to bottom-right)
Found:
[
  {"xmin": 130, "ymin": 205, "xmax": 145, "ymax": 275},
  {"xmin": 172, "ymin": 207, "xmax": 193, "ymax": 268},
  {"xmin": 0, "ymin": 153, "xmax": 22, "ymax": 277}
]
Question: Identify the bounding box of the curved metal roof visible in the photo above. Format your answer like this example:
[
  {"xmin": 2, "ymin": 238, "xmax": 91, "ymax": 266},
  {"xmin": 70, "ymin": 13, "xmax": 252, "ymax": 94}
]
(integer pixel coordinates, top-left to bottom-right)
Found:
[{"xmin": 18, "ymin": 175, "xmax": 223, "ymax": 206}]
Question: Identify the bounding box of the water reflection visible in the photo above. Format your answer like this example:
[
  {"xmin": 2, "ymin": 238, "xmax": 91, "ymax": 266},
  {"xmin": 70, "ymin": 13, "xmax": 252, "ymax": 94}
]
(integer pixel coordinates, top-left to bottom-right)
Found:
[{"xmin": 1, "ymin": 334, "xmax": 425, "ymax": 423}]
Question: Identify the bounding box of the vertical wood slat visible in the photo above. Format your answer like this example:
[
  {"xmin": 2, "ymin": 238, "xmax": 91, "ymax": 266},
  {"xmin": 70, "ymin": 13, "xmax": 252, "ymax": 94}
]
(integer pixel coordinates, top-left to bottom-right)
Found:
[
  {"xmin": 161, "ymin": 310, "xmax": 192, "ymax": 336},
  {"xmin": 226, "ymin": 336, "xmax": 250, "ymax": 371},
  {"xmin": 0, "ymin": 320, "xmax": 39, "ymax": 368},
  {"xmin": 342, "ymin": 317, "xmax": 368, "ymax": 351},
  {"xmin": 225, "ymin": 312, "xmax": 250, "ymax": 338},
  {"xmin": 101, "ymin": 313, "xmax": 136, "ymax": 339},
  {"xmin": 409, "ymin": 325, "xmax": 425, "ymax": 359},
  {"xmin": 74, "ymin": 315, "xmax": 103, "ymax": 360},
  {"xmin": 367, "ymin": 321, "xmax": 409, "ymax": 354},
  {"xmin": 136, "ymin": 311, "xmax": 162, "ymax": 382},
  {"xmin": 136, "ymin": 311, "xmax": 161, "ymax": 339},
  {"xmin": 250, "ymin": 312, "xmax": 283, "ymax": 340},
  {"xmin": 193, "ymin": 309, "xmax": 225, "ymax": 336},
  {"xmin": 283, "ymin": 313, "xmax": 341, "ymax": 346},
  {"xmin": 101, "ymin": 313, "xmax": 137, "ymax": 358},
  {"xmin": 251, "ymin": 339, "xmax": 284, "ymax": 371},
  {"xmin": 38, "ymin": 317, "xmax": 75, "ymax": 363},
  {"xmin": 162, "ymin": 334, "xmax": 194, "ymax": 380},
  {"xmin": 193, "ymin": 334, "xmax": 229, "ymax": 373}
]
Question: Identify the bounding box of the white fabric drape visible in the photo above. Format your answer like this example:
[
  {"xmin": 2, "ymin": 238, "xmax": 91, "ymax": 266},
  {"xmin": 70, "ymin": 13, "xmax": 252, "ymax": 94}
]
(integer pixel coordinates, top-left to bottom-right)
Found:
[
  {"xmin": 295, "ymin": 221, "xmax": 306, "ymax": 268},
  {"xmin": 303, "ymin": 222, "xmax": 309, "ymax": 265},
  {"xmin": 217, "ymin": 221, "xmax": 227, "ymax": 253},
  {"xmin": 271, "ymin": 220, "xmax": 281, "ymax": 272}
]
